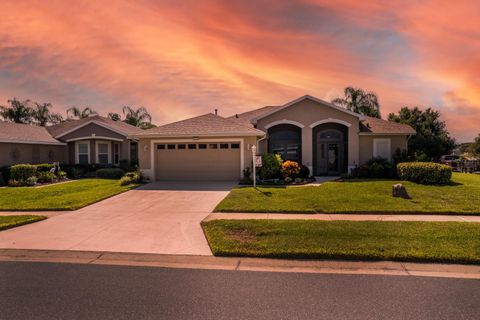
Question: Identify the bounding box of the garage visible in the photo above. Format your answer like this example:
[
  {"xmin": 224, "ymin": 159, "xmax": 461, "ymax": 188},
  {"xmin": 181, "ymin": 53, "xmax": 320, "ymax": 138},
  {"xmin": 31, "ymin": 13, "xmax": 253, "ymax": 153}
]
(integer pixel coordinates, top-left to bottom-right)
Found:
[{"xmin": 155, "ymin": 142, "xmax": 241, "ymax": 181}]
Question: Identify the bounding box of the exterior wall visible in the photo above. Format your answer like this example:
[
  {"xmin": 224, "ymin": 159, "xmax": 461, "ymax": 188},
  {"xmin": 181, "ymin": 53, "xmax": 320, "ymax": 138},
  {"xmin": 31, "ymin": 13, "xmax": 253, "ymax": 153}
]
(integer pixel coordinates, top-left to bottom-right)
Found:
[
  {"xmin": 0, "ymin": 143, "xmax": 66, "ymax": 167},
  {"xmin": 59, "ymin": 123, "xmax": 125, "ymax": 141},
  {"xmin": 359, "ymin": 135, "xmax": 408, "ymax": 165},
  {"xmin": 255, "ymin": 98, "xmax": 360, "ymax": 172},
  {"xmin": 138, "ymin": 136, "xmax": 257, "ymax": 180}
]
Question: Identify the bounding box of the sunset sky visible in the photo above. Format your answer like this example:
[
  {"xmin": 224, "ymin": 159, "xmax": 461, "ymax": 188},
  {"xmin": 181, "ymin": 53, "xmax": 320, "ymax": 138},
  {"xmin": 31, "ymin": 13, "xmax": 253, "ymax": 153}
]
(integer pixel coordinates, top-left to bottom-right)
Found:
[{"xmin": 0, "ymin": 0, "xmax": 479, "ymax": 141}]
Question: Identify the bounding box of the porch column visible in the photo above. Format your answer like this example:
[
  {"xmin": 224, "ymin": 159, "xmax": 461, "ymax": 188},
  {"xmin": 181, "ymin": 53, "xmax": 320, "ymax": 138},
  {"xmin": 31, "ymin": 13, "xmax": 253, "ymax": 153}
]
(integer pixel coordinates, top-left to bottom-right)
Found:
[
  {"xmin": 347, "ymin": 125, "xmax": 359, "ymax": 172},
  {"xmin": 301, "ymin": 126, "xmax": 313, "ymax": 173}
]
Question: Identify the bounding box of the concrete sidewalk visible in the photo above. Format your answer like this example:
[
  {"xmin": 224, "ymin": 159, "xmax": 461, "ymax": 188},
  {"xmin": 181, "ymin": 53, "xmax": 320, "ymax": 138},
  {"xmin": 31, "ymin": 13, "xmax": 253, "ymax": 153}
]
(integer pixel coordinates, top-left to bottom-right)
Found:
[
  {"xmin": 205, "ymin": 213, "xmax": 480, "ymax": 222},
  {"xmin": 1, "ymin": 249, "xmax": 478, "ymax": 279}
]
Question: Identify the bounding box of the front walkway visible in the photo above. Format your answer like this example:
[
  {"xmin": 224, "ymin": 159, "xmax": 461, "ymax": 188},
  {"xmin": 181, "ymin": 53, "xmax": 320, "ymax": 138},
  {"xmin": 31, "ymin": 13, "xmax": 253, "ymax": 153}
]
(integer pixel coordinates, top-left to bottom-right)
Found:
[
  {"xmin": 0, "ymin": 181, "xmax": 235, "ymax": 255},
  {"xmin": 205, "ymin": 213, "xmax": 480, "ymax": 222}
]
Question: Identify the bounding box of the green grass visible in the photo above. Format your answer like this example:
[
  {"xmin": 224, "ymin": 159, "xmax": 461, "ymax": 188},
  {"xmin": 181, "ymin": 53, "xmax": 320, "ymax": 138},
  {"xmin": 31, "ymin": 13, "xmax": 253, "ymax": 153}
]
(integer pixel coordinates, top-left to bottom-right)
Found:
[
  {"xmin": 0, "ymin": 215, "xmax": 47, "ymax": 231},
  {"xmin": 202, "ymin": 220, "xmax": 480, "ymax": 264},
  {"xmin": 215, "ymin": 173, "xmax": 480, "ymax": 215},
  {"xmin": 0, "ymin": 179, "xmax": 138, "ymax": 211}
]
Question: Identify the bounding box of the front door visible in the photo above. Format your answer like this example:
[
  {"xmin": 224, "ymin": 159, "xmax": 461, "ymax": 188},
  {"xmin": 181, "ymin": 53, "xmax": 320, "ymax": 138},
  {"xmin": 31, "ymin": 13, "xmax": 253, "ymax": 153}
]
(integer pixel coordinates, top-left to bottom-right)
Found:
[{"xmin": 316, "ymin": 143, "xmax": 341, "ymax": 175}]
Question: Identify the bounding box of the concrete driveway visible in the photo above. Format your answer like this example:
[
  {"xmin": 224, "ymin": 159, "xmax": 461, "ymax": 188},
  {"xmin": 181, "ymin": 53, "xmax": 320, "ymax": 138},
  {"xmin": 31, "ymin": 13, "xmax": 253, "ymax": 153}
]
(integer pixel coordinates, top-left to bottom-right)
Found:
[{"xmin": 0, "ymin": 181, "xmax": 235, "ymax": 255}]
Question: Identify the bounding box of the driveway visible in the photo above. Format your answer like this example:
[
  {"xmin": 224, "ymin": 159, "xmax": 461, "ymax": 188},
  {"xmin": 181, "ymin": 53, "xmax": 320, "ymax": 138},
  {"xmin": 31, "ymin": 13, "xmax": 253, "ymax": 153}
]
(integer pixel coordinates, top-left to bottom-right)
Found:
[{"xmin": 0, "ymin": 181, "xmax": 235, "ymax": 255}]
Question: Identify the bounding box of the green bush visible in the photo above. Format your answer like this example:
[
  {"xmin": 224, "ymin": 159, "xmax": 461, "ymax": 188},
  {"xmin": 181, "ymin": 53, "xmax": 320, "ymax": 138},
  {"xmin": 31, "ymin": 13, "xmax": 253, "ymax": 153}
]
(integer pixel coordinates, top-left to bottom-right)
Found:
[
  {"xmin": 57, "ymin": 171, "xmax": 67, "ymax": 180},
  {"xmin": 366, "ymin": 157, "xmax": 395, "ymax": 178},
  {"xmin": 10, "ymin": 164, "xmax": 37, "ymax": 181},
  {"xmin": 96, "ymin": 168, "xmax": 124, "ymax": 179},
  {"xmin": 35, "ymin": 164, "xmax": 55, "ymax": 172},
  {"xmin": 397, "ymin": 162, "xmax": 452, "ymax": 185},
  {"xmin": 258, "ymin": 154, "xmax": 283, "ymax": 180},
  {"xmin": 119, "ymin": 176, "xmax": 134, "ymax": 186},
  {"xmin": 0, "ymin": 172, "xmax": 5, "ymax": 186},
  {"xmin": 26, "ymin": 176, "xmax": 38, "ymax": 186},
  {"xmin": 36, "ymin": 171, "xmax": 56, "ymax": 183},
  {"xmin": 299, "ymin": 165, "xmax": 310, "ymax": 178}
]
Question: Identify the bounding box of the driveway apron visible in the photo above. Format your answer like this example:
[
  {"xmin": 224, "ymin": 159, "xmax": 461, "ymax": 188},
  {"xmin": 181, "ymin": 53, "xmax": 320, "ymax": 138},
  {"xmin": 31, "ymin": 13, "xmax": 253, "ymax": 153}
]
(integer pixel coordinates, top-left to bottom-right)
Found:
[{"xmin": 0, "ymin": 181, "xmax": 234, "ymax": 255}]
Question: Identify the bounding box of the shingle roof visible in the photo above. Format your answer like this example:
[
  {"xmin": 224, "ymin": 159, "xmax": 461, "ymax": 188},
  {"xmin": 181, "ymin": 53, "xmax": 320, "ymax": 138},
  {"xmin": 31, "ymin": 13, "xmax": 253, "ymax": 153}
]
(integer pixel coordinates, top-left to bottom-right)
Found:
[
  {"xmin": 0, "ymin": 122, "xmax": 65, "ymax": 145},
  {"xmin": 134, "ymin": 113, "xmax": 265, "ymax": 137},
  {"xmin": 227, "ymin": 106, "xmax": 280, "ymax": 127},
  {"xmin": 360, "ymin": 117, "xmax": 416, "ymax": 135},
  {"xmin": 47, "ymin": 115, "xmax": 143, "ymax": 138}
]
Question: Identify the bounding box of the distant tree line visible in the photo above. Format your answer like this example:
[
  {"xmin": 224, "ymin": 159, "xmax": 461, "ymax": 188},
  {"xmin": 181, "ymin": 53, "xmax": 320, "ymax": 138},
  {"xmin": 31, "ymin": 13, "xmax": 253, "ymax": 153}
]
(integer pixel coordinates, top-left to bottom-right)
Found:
[{"xmin": 0, "ymin": 98, "xmax": 155, "ymax": 129}]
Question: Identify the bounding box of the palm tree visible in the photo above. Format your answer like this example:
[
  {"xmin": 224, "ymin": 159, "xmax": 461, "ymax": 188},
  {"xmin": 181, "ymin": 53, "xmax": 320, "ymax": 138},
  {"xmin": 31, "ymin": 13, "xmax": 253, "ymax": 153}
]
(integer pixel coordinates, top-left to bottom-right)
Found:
[
  {"xmin": 107, "ymin": 112, "xmax": 121, "ymax": 121},
  {"xmin": 122, "ymin": 106, "xmax": 152, "ymax": 128},
  {"xmin": 33, "ymin": 102, "xmax": 63, "ymax": 126},
  {"xmin": 66, "ymin": 107, "xmax": 98, "ymax": 119},
  {"xmin": 331, "ymin": 87, "xmax": 381, "ymax": 118},
  {"xmin": 0, "ymin": 98, "xmax": 34, "ymax": 124}
]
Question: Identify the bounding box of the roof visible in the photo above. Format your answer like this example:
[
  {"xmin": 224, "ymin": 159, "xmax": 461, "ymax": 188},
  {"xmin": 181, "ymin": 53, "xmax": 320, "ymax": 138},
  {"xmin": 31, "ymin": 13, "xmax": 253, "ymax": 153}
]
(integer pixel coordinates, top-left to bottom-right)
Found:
[
  {"xmin": 360, "ymin": 117, "xmax": 416, "ymax": 135},
  {"xmin": 228, "ymin": 105, "xmax": 280, "ymax": 127},
  {"xmin": 47, "ymin": 115, "xmax": 143, "ymax": 138},
  {"xmin": 0, "ymin": 122, "xmax": 65, "ymax": 145},
  {"xmin": 133, "ymin": 113, "xmax": 266, "ymax": 138}
]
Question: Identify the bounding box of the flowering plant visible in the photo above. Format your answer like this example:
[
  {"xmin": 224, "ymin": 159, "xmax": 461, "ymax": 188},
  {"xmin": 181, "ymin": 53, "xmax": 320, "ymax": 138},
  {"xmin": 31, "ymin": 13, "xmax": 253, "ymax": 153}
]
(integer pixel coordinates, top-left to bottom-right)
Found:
[{"xmin": 281, "ymin": 160, "xmax": 300, "ymax": 178}]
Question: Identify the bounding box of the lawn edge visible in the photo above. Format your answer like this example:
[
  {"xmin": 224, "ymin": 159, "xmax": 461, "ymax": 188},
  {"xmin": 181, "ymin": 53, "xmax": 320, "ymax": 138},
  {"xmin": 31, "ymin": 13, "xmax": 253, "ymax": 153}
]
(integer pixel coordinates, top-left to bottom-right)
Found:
[{"xmin": 0, "ymin": 215, "xmax": 47, "ymax": 231}]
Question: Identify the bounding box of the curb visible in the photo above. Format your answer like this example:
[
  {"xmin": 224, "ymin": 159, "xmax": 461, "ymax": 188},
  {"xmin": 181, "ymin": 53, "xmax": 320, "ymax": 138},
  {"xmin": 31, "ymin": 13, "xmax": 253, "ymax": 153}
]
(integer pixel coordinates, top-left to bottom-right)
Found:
[{"xmin": 0, "ymin": 249, "xmax": 478, "ymax": 279}]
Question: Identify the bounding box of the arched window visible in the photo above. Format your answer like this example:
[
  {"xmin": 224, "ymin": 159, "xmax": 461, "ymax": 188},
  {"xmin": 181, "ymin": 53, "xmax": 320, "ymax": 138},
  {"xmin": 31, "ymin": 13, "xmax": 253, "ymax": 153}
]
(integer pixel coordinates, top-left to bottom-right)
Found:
[{"xmin": 268, "ymin": 124, "xmax": 302, "ymax": 162}]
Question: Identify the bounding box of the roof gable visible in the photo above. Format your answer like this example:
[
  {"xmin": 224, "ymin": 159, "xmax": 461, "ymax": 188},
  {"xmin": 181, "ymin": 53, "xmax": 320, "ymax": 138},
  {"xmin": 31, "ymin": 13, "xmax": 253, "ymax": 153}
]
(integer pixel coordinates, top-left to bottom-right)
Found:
[
  {"xmin": 251, "ymin": 95, "xmax": 362, "ymax": 123},
  {"xmin": 47, "ymin": 116, "xmax": 143, "ymax": 138},
  {"xmin": 360, "ymin": 117, "xmax": 416, "ymax": 135}
]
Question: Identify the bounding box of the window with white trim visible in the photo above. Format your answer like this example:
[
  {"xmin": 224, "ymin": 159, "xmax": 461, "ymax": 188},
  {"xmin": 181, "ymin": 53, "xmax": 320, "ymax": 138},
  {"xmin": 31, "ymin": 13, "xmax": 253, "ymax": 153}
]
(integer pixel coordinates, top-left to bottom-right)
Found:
[
  {"xmin": 373, "ymin": 138, "xmax": 391, "ymax": 161},
  {"xmin": 97, "ymin": 142, "xmax": 110, "ymax": 164},
  {"xmin": 77, "ymin": 142, "xmax": 90, "ymax": 164}
]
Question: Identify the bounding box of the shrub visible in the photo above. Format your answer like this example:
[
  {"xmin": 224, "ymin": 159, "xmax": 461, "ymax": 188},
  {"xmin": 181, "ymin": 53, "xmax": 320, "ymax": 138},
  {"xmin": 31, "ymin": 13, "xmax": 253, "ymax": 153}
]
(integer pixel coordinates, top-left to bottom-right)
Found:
[
  {"xmin": 0, "ymin": 172, "xmax": 5, "ymax": 186},
  {"xmin": 365, "ymin": 157, "xmax": 395, "ymax": 178},
  {"xmin": 258, "ymin": 153, "xmax": 283, "ymax": 179},
  {"xmin": 281, "ymin": 160, "xmax": 301, "ymax": 179},
  {"xmin": 397, "ymin": 162, "xmax": 452, "ymax": 185},
  {"xmin": 96, "ymin": 168, "xmax": 124, "ymax": 179},
  {"xmin": 26, "ymin": 176, "xmax": 38, "ymax": 186},
  {"xmin": 10, "ymin": 164, "xmax": 37, "ymax": 181},
  {"xmin": 0, "ymin": 166, "xmax": 10, "ymax": 183},
  {"xmin": 36, "ymin": 171, "xmax": 56, "ymax": 183},
  {"xmin": 119, "ymin": 176, "xmax": 134, "ymax": 186},
  {"xmin": 299, "ymin": 165, "xmax": 310, "ymax": 178},
  {"xmin": 119, "ymin": 171, "xmax": 142, "ymax": 186},
  {"xmin": 36, "ymin": 163, "xmax": 55, "ymax": 172},
  {"xmin": 8, "ymin": 179, "xmax": 24, "ymax": 187},
  {"xmin": 57, "ymin": 171, "xmax": 67, "ymax": 180}
]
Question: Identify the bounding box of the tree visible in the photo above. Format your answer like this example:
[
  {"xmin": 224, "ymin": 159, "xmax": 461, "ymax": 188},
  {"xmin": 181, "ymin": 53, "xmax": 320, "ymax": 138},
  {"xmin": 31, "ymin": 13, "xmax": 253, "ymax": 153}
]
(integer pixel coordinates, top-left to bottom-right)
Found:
[
  {"xmin": 388, "ymin": 107, "xmax": 455, "ymax": 160},
  {"xmin": 331, "ymin": 87, "xmax": 381, "ymax": 118},
  {"xmin": 467, "ymin": 134, "xmax": 480, "ymax": 155},
  {"xmin": 122, "ymin": 106, "xmax": 152, "ymax": 128},
  {"xmin": 33, "ymin": 102, "xmax": 63, "ymax": 126},
  {"xmin": 66, "ymin": 107, "xmax": 97, "ymax": 119},
  {"xmin": 107, "ymin": 112, "xmax": 121, "ymax": 121},
  {"xmin": 0, "ymin": 98, "xmax": 34, "ymax": 124}
]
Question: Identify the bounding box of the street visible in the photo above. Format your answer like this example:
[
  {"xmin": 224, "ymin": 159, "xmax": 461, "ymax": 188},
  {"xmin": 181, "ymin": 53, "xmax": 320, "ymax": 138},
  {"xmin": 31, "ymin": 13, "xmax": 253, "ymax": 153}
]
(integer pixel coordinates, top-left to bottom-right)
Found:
[{"xmin": 1, "ymin": 261, "xmax": 478, "ymax": 319}]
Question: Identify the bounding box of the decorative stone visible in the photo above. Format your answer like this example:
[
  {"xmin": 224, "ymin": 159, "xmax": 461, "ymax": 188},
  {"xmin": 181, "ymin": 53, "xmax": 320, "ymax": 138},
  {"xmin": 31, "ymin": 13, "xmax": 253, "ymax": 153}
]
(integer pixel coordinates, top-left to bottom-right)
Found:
[{"xmin": 392, "ymin": 184, "xmax": 411, "ymax": 199}]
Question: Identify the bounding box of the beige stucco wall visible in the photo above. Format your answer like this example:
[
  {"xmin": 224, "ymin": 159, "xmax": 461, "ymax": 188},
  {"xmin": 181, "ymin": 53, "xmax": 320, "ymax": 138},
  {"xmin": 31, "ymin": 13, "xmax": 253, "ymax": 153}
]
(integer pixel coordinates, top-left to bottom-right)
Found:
[
  {"xmin": 0, "ymin": 143, "xmax": 66, "ymax": 167},
  {"xmin": 255, "ymin": 98, "xmax": 360, "ymax": 172},
  {"xmin": 359, "ymin": 135, "xmax": 408, "ymax": 165},
  {"xmin": 138, "ymin": 136, "xmax": 257, "ymax": 180}
]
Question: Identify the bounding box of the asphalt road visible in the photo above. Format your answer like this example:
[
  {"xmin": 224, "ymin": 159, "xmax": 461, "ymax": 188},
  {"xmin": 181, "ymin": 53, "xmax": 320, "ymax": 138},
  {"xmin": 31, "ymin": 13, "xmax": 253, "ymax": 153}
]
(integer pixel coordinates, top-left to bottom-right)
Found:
[{"xmin": 1, "ymin": 261, "xmax": 478, "ymax": 320}]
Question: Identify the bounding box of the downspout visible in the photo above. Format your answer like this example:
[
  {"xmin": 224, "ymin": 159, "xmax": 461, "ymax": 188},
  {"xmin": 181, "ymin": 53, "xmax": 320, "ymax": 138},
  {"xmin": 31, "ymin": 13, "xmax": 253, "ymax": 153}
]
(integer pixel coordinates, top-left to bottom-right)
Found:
[{"xmin": 256, "ymin": 134, "xmax": 268, "ymax": 153}]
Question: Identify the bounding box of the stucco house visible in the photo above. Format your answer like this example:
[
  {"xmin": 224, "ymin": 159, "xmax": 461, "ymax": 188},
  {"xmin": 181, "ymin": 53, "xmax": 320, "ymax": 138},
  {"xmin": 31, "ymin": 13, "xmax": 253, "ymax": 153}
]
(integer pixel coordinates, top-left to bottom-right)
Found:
[
  {"xmin": 133, "ymin": 95, "xmax": 415, "ymax": 181},
  {"xmin": 0, "ymin": 116, "xmax": 142, "ymax": 167}
]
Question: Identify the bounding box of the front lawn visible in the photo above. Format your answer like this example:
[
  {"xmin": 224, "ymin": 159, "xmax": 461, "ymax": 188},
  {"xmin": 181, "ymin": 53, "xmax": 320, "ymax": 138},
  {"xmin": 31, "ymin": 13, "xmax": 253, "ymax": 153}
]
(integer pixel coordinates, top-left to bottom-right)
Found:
[
  {"xmin": 215, "ymin": 173, "xmax": 480, "ymax": 215},
  {"xmin": 202, "ymin": 220, "xmax": 480, "ymax": 264},
  {"xmin": 0, "ymin": 215, "xmax": 47, "ymax": 231},
  {"xmin": 0, "ymin": 179, "xmax": 138, "ymax": 211}
]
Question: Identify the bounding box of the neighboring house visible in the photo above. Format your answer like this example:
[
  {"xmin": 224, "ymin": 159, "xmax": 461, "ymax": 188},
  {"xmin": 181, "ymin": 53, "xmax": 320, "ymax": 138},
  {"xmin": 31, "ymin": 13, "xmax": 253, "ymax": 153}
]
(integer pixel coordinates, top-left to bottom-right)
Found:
[
  {"xmin": 0, "ymin": 116, "xmax": 143, "ymax": 167},
  {"xmin": 133, "ymin": 95, "xmax": 415, "ymax": 181}
]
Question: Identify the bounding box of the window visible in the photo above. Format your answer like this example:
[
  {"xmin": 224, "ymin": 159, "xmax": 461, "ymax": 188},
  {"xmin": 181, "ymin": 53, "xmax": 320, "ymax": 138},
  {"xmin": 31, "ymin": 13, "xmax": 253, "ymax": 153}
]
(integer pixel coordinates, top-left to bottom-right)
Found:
[
  {"xmin": 220, "ymin": 143, "xmax": 229, "ymax": 149},
  {"xmin": 209, "ymin": 144, "xmax": 218, "ymax": 149},
  {"xmin": 373, "ymin": 139, "xmax": 391, "ymax": 161},
  {"xmin": 77, "ymin": 142, "xmax": 90, "ymax": 164},
  {"xmin": 130, "ymin": 141, "xmax": 138, "ymax": 164},
  {"xmin": 96, "ymin": 142, "xmax": 110, "ymax": 164},
  {"xmin": 113, "ymin": 143, "xmax": 120, "ymax": 165},
  {"xmin": 167, "ymin": 144, "xmax": 176, "ymax": 150},
  {"xmin": 157, "ymin": 144, "xmax": 165, "ymax": 150},
  {"xmin": 230, "ymin": 143, "xmax": 240, "ymax": 149},
  {"xmin": 188, "ymin": 144, "xmax": 196, "ymax": 149},
  {"xmin": 268, "ymin": 124, "xmax": 301, "ymax": 162},
  {"xmin": 178, "ymin": 144, "xmax": 186, "ymax": 149},
  {"xmin": 199, "ymin": 144, "xmax": 207, "ymax": 149}
]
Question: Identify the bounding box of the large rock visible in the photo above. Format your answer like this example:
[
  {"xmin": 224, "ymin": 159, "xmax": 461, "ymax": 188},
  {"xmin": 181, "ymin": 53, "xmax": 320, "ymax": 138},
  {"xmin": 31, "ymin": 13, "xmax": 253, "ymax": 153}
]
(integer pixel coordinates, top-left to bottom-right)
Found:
[{"xmin": 392, "ymin": 184, "xmax": 411, "ymax": 199}]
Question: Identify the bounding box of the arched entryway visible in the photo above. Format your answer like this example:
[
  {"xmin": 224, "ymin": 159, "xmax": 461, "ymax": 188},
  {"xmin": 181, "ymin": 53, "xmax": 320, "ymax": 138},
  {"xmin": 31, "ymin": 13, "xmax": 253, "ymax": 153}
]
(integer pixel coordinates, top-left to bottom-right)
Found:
[
  {"xmin": 313, "ymin": 123, "xmax": 348, "ymax": 175},
  {"xmin": 267, "ymin": 124, "xmax": 302, "ymax": 162}
]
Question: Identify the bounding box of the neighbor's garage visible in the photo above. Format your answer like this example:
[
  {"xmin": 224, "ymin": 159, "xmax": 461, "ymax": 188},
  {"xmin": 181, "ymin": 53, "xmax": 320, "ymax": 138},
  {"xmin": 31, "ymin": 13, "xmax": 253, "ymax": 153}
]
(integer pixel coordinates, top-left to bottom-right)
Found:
[{"xmin": 155, "ymin": 142, "xmax": 241, "ymax": 181}]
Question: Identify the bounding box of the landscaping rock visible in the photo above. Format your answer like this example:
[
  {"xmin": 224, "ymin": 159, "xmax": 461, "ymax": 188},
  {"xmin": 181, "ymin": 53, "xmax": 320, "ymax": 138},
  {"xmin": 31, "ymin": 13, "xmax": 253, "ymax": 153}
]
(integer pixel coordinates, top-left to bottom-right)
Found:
[{"xmin": 392, "ymin": 184, "xmax": 411, "ymax": 199}]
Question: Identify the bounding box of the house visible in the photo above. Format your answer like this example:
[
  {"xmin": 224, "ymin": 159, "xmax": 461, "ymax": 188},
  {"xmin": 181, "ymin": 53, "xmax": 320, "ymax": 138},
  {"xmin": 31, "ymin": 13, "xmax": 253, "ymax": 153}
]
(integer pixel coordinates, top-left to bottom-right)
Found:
[
  {"xmin": 133, "ymin": 95, "xmax": 415, "ymax": 181},
  {"xmin": 0, "ymin": 116, "xmax": 143, "ymax": 167}
]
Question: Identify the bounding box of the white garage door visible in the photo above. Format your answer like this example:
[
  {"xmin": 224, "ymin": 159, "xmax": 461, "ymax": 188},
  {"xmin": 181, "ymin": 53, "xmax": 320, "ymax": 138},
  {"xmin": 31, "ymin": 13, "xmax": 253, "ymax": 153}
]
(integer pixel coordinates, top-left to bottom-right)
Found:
[{"xmin": 155, "ymin": 142, "xmax": 241, "ymax": 181}]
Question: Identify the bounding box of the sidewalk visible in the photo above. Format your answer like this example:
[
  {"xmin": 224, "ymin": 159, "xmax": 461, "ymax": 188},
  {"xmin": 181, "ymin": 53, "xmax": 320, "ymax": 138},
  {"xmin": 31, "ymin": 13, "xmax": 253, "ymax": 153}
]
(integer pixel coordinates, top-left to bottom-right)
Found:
[
  {"xmin": 0, "ymin": 249, "xmax": 478, "ymax": 279},
  {"xmin": 205, "ymin": 213, "xmax": 480, "ymax": 222}
]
